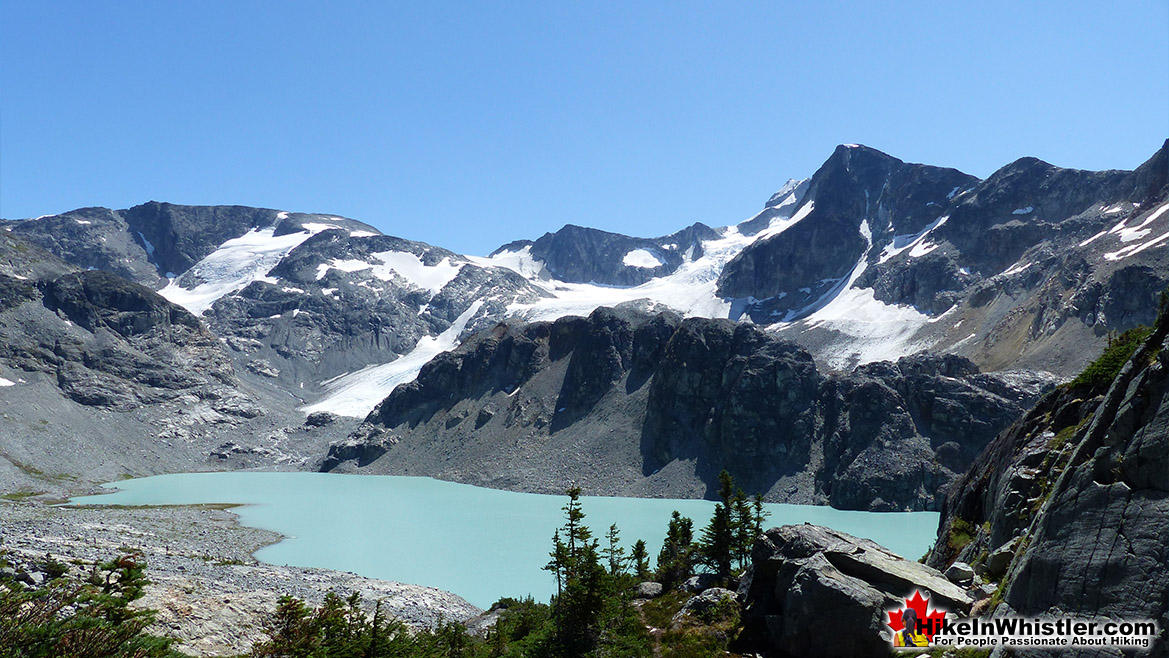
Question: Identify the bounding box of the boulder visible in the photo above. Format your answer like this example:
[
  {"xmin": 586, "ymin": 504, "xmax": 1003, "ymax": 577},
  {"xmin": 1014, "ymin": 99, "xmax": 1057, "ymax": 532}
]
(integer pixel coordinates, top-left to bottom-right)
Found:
[
  {"xmin": 305, "ymin": 411, "xmax": 338, "ymax": 427},
  {"xmin": 739, "ymin": 524, "xmax": 973, "ymax": 658},
  {"xmin": 671, "ymin": 587, "xmax": 737, "ymax": 626},
  {"xmin": 945, "ymin": 561, "xmax": 975, "ymax": 584},
  {"xmin": 634, "ymin": 581, "xmax": 663, "ymax": 599},
  {"xmin": 985, "ymin": 540, "xmax": 1016, "ymax": 578}
]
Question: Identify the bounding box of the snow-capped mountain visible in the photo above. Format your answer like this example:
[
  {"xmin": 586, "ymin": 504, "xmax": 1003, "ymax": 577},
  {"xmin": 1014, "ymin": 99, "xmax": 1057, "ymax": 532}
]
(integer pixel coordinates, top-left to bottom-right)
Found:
[
  {"xmin": 2, "ymin": 141, "xmax": 1164, "ymax": 506},
  {"xmin": 6, "ymin": 142, "xmax": 1166, "ymax": 420}
]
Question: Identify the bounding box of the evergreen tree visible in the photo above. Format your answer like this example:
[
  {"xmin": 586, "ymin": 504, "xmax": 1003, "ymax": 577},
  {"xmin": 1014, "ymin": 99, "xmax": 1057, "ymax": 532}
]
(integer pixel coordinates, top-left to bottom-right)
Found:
[
  {"xmin": 542, "ymin": 487, "xmax": 648, "ymax": 658},
  {"xmin": 656, "ymin": 510, "xmax": 695, "ymax": 590},
  {"xmin": 601, "ymin": 524, "xmax": 627, "ymax": 576},
  {"xmin": 630, "ymin": 540, "xmax": 650, "ymax": 581},
  {"xmin": 699, "ymin": 471, "xmax": 768, "ymax": 582}
]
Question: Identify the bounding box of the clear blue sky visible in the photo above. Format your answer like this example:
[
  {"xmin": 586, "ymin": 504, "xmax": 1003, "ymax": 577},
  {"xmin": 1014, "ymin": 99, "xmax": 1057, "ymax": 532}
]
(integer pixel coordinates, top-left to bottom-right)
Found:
[{"xmin": 2, "ymin": 2, "xmax": 1166, "ymax": 255}]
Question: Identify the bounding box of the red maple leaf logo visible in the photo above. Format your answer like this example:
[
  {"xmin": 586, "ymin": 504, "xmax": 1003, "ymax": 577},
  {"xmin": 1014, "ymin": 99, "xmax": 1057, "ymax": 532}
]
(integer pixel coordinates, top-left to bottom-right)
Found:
[{"xmin": 887, "ymin": 590, "xmax": 948, "ymax": 641}]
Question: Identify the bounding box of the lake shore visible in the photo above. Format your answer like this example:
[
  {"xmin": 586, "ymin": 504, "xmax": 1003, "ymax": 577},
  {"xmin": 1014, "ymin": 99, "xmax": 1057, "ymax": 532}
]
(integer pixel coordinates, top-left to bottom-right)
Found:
[{"xmin": 0, "ymin": 499, "xmax": 482, "ymax": 657}]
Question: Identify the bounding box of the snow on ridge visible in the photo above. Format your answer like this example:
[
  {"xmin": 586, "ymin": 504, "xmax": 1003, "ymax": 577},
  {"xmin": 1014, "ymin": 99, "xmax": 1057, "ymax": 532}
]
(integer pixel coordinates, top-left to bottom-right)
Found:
[
  {"xmin": 753, "ymin": 200, "xmax": 814, "ymax": 241},
  {"xmin": 1110, "ymin": 202, "xmax": 1169, "ymax": 244},
  {"xmin": 159, "ymin": 225, "xmax": 332, "ymax": 315},
  {"xmin": 774, "ymin": 219, "xmax": 931, "ymax": 370},
  {"xmin": 879, "ymin": 215, "xmax": 949, "ymax": 264},
  {"xmin": 316, "ymin": 251, "xmax": 464, "ymax": 294},
  {"xmin": 301, "ymin": 222, "xmax": 343, "ymax": 233},
  {"xmin": 1105, "ymin": 232, "xmax": 1169, "ymax": 262},
  {"xmin": 1000, "ymin": 261, "xmax": 1032, "ymax": 277},
  {"xmin": 303, "ymin": 301, "xmax": 484, "ymax": 417},
  {"xmin": 623, "ymin": 248, "xmax": 665, "ymax": 269},
  {"xmin": 467, "ymin": 246, "xmax": 552, "ymax": 281},
  {"xmin": 350, "ymin": 230, "xmax": 377, "ymax": 238}
]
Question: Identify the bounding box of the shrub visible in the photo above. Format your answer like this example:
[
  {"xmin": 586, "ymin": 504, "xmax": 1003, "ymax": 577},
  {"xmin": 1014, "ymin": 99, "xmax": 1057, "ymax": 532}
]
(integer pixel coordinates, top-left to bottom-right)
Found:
[{"xmin": 1068, "ymin": 326, "xmax": 1153, "ymax": 390}]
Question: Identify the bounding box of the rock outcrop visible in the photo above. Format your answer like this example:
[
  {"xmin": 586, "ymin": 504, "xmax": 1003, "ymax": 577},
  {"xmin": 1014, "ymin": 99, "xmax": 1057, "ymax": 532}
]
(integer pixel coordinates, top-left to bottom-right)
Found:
[
  {"xmin": 495, "ymin": 222, "xmax": 722, "ymax": 287},
  {"xmin": 738, "ymin": 524, "xmax": 974, "ymax": 657},
  {"xmin": 329, "ymin": 306, "xmax": 1056, "ymax": 510},
  {"xmin": 926, "ymin": 296, "xmax": 1169, "ymax": 656}
]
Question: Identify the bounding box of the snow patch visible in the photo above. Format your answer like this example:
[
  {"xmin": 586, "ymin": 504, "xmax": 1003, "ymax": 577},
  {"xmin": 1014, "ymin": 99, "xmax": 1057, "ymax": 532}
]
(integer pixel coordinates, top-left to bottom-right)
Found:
[
  {"xmin": 775, "ymin": 220, "xmax": 930, "ymax": 369},
  {"xmin": 879, "ymin": 215, "xmax": 949, "ymax": 264},
  {"xmin": 1107, "ymin": 202, "xmax": 1169, "ymax": 245},
  {"xmin": 316, "ymin": 252, "xmax": 463, "ymax": 294},
  {"xmin": 1000, "ymin": 261, "xmax": 1032, "ymax": 277},
  {"xmin": 1012, "ymin": 207, "xmax": 1034, "ymax": 215},
  {"xmin": 303, "ymin": 301, "xmax": 484, "ymax": 417},
  {"xmin": 467, "ymin": 246, "xmax": 552, "ymax": 281},
  {"xmin": 301, "ymin": 222, "xmax": 342, "ymax": 233},
  {"xmin": 623, "ymin": 249, "xmax": 665, "ymax": 269},
  {"xmin": 349, "ymin": 230, "xmax": 377, "ymax": 238},
  {"xmin": 909, "ymin": 241, "xmax": 938, "ymax": 258},
  {"xmin": 1079, "ymin": 230, "xmax": 1108, "ymax": 247},
  {"xmin": 0, "ymin": 377, "xmax": 14, "ymax": 387},
  {"xmin": 159, "ymin": 225, "xmax": 328, "ymax": 315},
  {"xmin": 1105, "ymin": 232, "xmax": 1169, "ymax": 261},
  {"xmin": 75, "ymin": 219, "xmax": 92, "ymax": 226},
  {"xmin": 136, "ymin": 232, "xmax": 156, "ymax": 260}
]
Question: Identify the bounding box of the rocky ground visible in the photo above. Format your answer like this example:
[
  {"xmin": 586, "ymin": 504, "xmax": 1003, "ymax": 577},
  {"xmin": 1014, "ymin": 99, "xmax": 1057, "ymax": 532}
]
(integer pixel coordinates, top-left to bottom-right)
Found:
[{"xmin": 0, "ymin": 500, "xmax": 481, "ymax": 656}]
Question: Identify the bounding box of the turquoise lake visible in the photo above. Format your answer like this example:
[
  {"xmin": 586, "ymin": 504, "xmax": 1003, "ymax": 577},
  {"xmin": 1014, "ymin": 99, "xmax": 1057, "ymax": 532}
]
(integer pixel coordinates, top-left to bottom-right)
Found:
[{"xmin": 69, "ymin": 472, "xmax": 940, "ymax": 609}]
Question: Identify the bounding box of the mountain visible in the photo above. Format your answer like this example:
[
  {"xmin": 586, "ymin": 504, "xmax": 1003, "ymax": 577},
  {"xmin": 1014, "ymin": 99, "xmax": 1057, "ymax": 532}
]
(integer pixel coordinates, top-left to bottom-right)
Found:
[
  {"xmin": 922, "ymin": 296, "xmax": 1169, "ymax": 656},
  {"xmin": 0, "ymin": 230, "xmax": 343, "ymax": 495},
  {"xmin": 323, "ymin": 306, "xmax": 1056, "ymax": 511},
  {"xmin": 2, "ymin": 141, "xmax": 1165, "ymax": 505}
]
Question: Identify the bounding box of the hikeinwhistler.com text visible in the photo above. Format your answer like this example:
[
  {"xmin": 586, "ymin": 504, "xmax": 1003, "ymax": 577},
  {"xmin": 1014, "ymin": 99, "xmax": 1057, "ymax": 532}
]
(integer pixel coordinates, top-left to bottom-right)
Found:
[{"xmin": 914, "ymin": 616, "xmax": 1160, "ymax": 651}]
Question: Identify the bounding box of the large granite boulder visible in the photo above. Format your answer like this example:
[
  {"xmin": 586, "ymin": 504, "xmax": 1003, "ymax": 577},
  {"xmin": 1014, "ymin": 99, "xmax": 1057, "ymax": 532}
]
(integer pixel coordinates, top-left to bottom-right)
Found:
[{"xmin": 739, "ymin": 524, "xmax": 973, "ymax": 658}]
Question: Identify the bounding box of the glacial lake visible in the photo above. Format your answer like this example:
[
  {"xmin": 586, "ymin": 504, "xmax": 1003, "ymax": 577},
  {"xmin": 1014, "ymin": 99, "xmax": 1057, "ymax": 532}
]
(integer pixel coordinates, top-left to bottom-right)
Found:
[{"xmin": 69, "ymin": 472, "xmax": 940, "ymax": 609}]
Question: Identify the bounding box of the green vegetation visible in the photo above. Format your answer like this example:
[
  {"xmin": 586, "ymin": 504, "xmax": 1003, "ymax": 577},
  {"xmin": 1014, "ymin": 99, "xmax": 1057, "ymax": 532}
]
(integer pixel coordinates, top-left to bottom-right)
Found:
[
  {"xmin": 947, "ymin": 518, "xmax": 975, "ymax": 552},
  {"xmin": 696, "ymin": 471, "xmax": 768, "ymax": 586},
  {"xmin": 0, "ymin": 553, "xmax": 183, "ymax": 657},
  {"xmin": 1068, "ymin": 325, "xmax": 1153, "ymax": 390},
  {"xmin": 0, "ymin": 490, "xmax": 44, "ymax": 501},
  {"xmin": 252, "ymin": 591, "xmax": 474, "ymax": 658}
]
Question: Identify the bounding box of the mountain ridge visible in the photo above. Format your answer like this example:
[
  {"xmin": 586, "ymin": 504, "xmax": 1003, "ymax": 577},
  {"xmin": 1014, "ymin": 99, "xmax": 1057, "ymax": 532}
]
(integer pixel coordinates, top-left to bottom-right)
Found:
[{"xmin": 2, "ymin": 140, "xmax": 1165, "ymax": 507}]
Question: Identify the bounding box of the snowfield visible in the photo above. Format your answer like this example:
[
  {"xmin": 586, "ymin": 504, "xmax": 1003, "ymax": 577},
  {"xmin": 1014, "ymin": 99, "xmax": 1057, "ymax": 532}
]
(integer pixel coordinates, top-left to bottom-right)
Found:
[
  {"xmin": 302, "ymin": 302, "xmax": 483, "ymax": 418},
  {"xmin": 160, "ymin": 226, "xmax": 332, "ymax": 315}
]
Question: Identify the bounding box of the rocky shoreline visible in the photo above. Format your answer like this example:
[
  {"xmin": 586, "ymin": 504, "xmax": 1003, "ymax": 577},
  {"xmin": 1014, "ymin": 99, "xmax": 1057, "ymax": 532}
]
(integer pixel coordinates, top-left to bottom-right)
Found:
[{"xmin": 0, "ymin": 499, "xmax": 482, "ymax": 656}]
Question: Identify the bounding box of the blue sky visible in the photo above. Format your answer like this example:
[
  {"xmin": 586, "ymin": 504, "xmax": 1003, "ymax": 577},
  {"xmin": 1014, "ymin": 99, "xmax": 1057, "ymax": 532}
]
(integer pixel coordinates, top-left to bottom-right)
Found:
[{"xmin": 2, "ymin": 2, "xmax": 1166, "ymax": 255}]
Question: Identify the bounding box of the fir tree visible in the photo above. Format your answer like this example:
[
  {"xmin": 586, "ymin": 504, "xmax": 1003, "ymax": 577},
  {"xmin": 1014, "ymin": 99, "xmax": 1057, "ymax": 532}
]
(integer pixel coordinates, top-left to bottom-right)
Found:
[
  {"xmin": 656, "ymin": 510, "xmax": 695, "ymax": 590},
  {"xmin": 630, "ymin": 540, "xmax": 651, "ymax": 581}
]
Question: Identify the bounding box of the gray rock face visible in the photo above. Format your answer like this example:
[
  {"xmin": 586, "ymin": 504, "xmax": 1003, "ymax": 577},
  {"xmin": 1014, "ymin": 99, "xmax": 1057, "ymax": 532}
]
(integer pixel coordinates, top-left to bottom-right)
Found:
[
  {"xmin": 738, "ymin": 524, "xmax": 973, "ymax": 658},
  {"xmin": 746, "ymin": 141, "xmax": 1168, "ymax": 379},
  {"xmin": 333, "ymin": 307, "xmax": 1053, "ymax": 510},
  {"xmin": 496, "ymin": 222, "xmax": 721, "ymax": 287},
  {"xmin": 718, "ymin": 144, "xmax": 979, "ymax": 313},
  {"xmin": 926, "ymin": 299, "xmax": 1169, "ymax": 656},
  {"xmin": 0, "ymin": 238, "xmax": 238, "ymax": 410}
]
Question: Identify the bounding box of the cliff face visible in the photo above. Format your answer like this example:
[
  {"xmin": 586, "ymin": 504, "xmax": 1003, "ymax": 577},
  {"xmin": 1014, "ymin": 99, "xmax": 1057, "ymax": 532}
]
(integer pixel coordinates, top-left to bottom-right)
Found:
[
  {"xmin": 926, "ymin": 298, "xmax": 1169, "ymax": 655},
  {"xmin": 328, "ymin": 306, "xmax": 1055, "ymax": 511}
]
